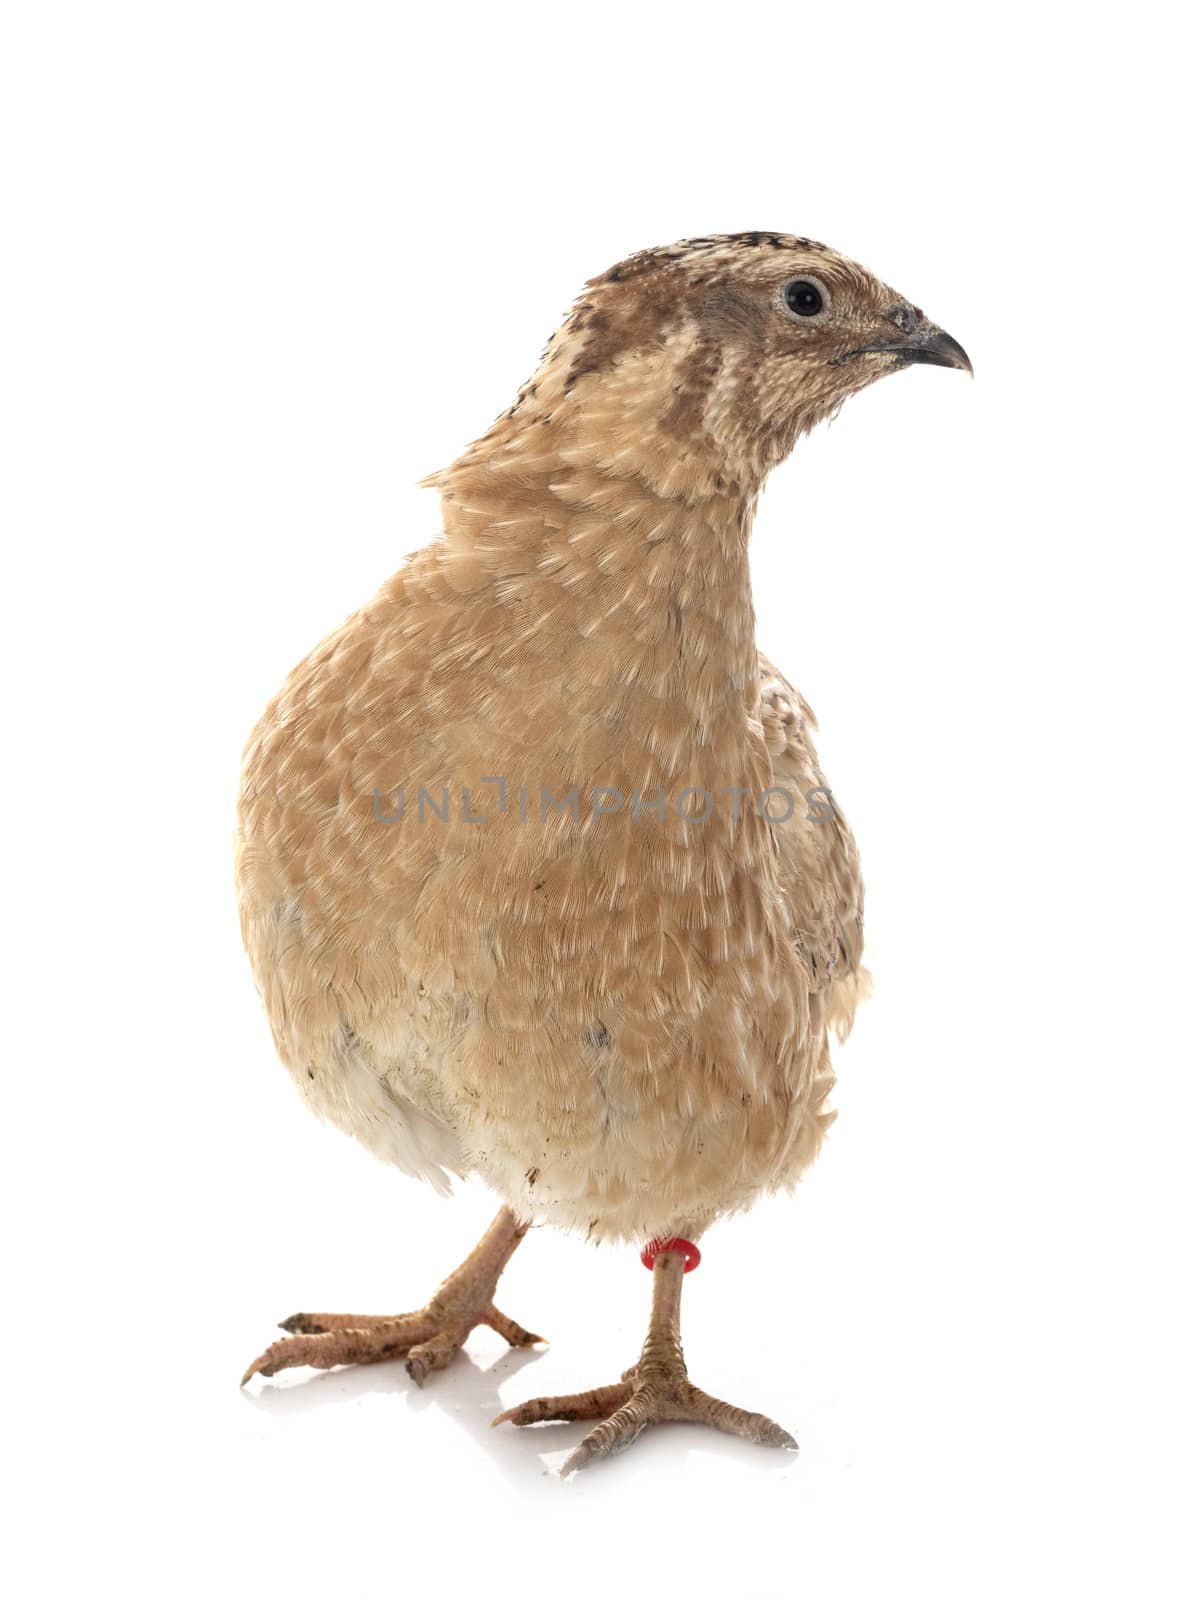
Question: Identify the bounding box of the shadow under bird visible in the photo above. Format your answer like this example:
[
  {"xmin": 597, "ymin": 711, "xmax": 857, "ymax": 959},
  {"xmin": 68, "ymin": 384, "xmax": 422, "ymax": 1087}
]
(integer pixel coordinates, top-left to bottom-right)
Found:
[{"xmin": 236, "ymin": 231, "xmax": 970, "ymax": 1473}]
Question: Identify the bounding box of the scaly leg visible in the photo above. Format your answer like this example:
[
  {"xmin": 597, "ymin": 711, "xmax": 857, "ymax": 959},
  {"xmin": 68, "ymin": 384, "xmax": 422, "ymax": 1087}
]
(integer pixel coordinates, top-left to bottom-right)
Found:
[
  {"xmin": 494, "ymin": 1245, "xmax": 795, "ymax": 1474},
  {"xmin": 241, "ymin": 1206, "xmax": 543, "ymax": 1388}
]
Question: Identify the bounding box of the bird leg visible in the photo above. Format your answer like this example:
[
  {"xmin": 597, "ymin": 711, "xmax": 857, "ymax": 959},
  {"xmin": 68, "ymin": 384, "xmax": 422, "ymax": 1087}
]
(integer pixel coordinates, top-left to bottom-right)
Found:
[
  {"xmin": 493, "ymin": 1246, "xmax": 796, "ymax": 1473},
  {"xmin": 241, "ymin": 1205, "xmax": 543, "ymax": 1388}
]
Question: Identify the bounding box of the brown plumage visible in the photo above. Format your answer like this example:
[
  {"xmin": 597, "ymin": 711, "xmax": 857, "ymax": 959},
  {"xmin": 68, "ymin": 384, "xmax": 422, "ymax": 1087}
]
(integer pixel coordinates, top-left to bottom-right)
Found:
[{"xmin": 237, "ymin": 231, "xmax": 970, "ymax": 1469}]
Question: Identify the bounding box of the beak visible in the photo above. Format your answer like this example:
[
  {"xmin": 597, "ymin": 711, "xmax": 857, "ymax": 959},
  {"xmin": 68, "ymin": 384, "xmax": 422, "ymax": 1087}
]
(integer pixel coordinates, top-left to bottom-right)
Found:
[{"xmin": 835, "ymin": 322, "xmax": 973, "ymax": 375}]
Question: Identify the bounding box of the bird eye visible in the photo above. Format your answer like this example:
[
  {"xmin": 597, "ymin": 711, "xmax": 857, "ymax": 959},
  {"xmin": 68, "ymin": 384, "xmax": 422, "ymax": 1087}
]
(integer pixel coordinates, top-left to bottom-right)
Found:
[{"xmin": 783, "ymin": 278, "xmax": 826, "ymax": 318}]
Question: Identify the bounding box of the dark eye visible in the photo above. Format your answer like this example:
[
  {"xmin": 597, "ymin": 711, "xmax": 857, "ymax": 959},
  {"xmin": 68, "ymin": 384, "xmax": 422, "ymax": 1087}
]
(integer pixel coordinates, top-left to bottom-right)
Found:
[{"xmin": 784, "ymin": 278, "xmax": 826, "ymax": 318}]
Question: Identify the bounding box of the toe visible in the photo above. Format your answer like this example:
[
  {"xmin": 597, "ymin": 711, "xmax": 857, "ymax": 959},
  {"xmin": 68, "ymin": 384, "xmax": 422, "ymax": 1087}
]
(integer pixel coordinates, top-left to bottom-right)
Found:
[
  {"xmin": 278, "ymin": 1313, "xmax": 323, "ymax": 1334},
  {"xmin": 559, "ymin": 1388, "xmax": 659, "ymax": 1475},
  {"xmin": 676, "ymin": 1383, "xmax": 798, "ymax": 1449},
  {"xmin": 241, "ymin": 1331, "xmax": 350, "ymax": 1386},
  {"xmin": 241, "ymin": 1321, "xmax": 431, "ymax": 1386},
  {"xmin": 241, "ymin": 1336, "xmax": 299, "ymax": 1386},
  {"xmin": 405, "ymin": 1326, "xmax": 466, "ymax": 1387},
  {"xmin": 492, "ymin": 1381, "xmax": 630, "ymax": 1428},
  {"xmin": 482, "ymin": 1304, "xmax": 548, "ymax": 1348},
  {"xmin": 278, "ymin": 1310, "xmax": 434, "ymax": 1337}
]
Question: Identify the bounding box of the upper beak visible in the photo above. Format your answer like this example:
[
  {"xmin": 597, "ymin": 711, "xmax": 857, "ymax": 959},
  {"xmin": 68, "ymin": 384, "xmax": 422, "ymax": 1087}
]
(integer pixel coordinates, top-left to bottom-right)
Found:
[{"xmin": 837, "ymin": 322, "xmax": 973, "ymax": 375}]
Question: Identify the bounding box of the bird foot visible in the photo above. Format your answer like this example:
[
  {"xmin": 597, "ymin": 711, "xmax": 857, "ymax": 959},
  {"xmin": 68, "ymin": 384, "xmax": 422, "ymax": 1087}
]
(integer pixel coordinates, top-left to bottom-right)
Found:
[
  {"xmin": 494, "ymin": 1356, "xmax": 796, "ymax": 1474},
  {"xmin": 241, "ymin": 1208, "xmax": 544, "ymax": 1389}
]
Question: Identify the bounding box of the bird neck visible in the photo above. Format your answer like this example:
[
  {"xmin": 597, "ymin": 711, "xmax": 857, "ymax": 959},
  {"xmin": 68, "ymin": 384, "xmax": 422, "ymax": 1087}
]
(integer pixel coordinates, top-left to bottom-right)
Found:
[{"xmin": 429, "ymin": 423, "xmax": 763, "ymax": 746}]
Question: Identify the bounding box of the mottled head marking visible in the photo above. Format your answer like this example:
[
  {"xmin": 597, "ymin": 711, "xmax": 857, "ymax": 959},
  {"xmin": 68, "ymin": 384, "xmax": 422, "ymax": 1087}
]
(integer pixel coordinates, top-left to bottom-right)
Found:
[
  {"xmin": 443, "ymin": 232, "xmax": 967, "ymax": 502},
  {"xmin": 563, "ymin": 233, "xmax": 831, "ymax": 396}
]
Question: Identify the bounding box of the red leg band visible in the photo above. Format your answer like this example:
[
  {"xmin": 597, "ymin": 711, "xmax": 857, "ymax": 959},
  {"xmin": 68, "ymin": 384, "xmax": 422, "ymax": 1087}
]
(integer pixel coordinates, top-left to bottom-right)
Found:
[{"xmin": 640, "ymin": 1237, "xmax": 701, "ymax": 1273}]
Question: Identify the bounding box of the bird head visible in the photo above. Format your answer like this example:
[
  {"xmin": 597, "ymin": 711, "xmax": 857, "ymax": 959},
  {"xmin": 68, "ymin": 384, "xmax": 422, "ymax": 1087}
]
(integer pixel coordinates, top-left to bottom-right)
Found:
[{"xmin": 499, "ymin": 231, "xmax": 970, "ymax": 500}]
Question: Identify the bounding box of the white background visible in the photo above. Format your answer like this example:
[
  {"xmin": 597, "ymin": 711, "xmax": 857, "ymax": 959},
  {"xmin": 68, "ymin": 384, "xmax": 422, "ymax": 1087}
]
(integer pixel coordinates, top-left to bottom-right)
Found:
[{"xmin": 3, "ymin": 3, "xmax": 1196, "ymax": 1596}]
